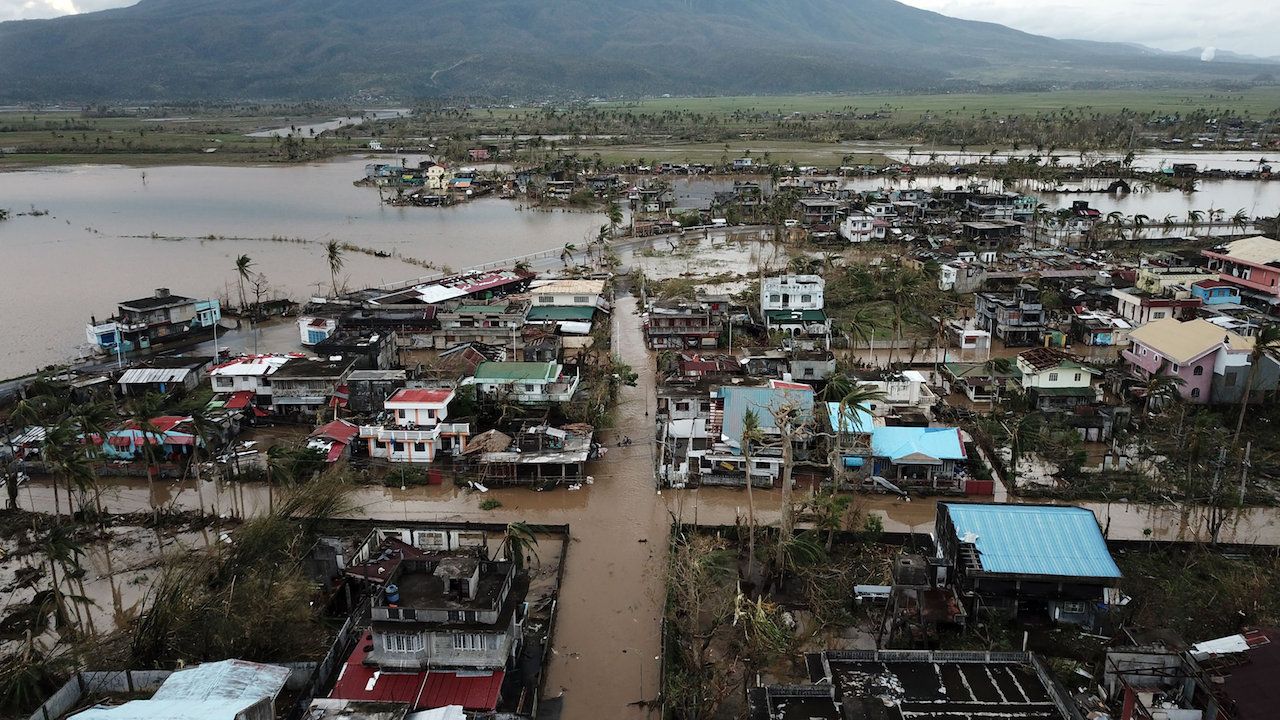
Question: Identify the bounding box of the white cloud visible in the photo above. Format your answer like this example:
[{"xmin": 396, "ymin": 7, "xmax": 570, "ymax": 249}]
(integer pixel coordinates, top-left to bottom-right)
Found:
[
  {"xmin": 899, "ymin": 0, "xmax": 1280, "ymax": 57},
  {"xmin": 0, "ymin": 0, "xmax": 133, "ymax": 21}
]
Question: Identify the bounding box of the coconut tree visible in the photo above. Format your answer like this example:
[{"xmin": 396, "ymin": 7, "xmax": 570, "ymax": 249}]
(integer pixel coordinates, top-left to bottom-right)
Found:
[
  {"xmin": 1232, "ymin": 325, "xmax": 1280, "ymax": 448},
  {"xmin": 739, "ymin": 409, "xmax": 764, "ymax": 580},
  {"xmin": 1186, "ymin": 209, "xmax": 1204, "ymax": 233},
  {"xmin": 606, "ymin": 200, "xmax": 623, "ymax": 237},
  {"xmin": 234, "ymin": 254, "xmax": 254, "ymax": 312},
  {"xmin": 1132, "ymin": 214, "xmax": 1150, "ymax": 239},
  {"xmin": 324, "ymin": 240, "xmax": 344, "ymax": 297},
  {"xmin": 1140, "ymin": 372, "xmax": 1186, "ymax": 418},
  {"xmin": 843, "ymin": 304, "xmax": 882, "ymax": 365},
  {"xmin": 984, "ymin": 356, "xmax": 1015, "ymax": 406},
  {"xmin": 494, "ymin": 521, "xmax": 540, "ymax": 575},
  {"xmin": 1231, "ymin": 209, "xmax": 1250, "ymax": 236},
  {"xmin": 125, "ymin": 393, "xmax": 167, "ymax": 527}
]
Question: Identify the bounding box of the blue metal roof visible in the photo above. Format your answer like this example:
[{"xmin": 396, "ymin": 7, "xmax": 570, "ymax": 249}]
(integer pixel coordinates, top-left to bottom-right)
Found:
[
  {"xmin": 871, "ymin": 426, "xmax": 966, "ymax": 463},
  {"xmin": 825, "ymin": 402, "xmax": 874, "ymax": 433},
  {"xmin": 720, "ymin": 385, "xmax": 813, "ymax": 443},
  {"xmin": 943, "ymin": 503, "xmax": 1122, "ymax": 579}
]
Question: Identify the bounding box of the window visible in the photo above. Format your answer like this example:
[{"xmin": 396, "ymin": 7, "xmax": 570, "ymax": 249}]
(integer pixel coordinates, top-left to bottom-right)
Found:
[
  {"xmin": 574, "ymin": 295, "xmax": 589, "ymax": 304},
  {"xmin": 452, "ymin": 633, "xmax": 500, "ymax": 652},
  {"xmin": 216, "ymin": 376, "xmax": 234, "ymax": 388},
  {"xmin": 1193, "ymin": 365, "xmax": 1204, "ymax": 376},
  {"xmin": 800, "ymin": 294, "xmax": 812, "ymax": 304},
  {"xmin": 414, "ymin": 442, "xmax": 427, "ymax": 453},
  {"xmin": 1152, "ymin": 311, "xmax": 1166, "ymax": 319},
  {"xmin": 1059, "ymin": 601, "xmax": 1087, "ymax": 615},
  {"xmin": 769, "ymin": 294, "xmax": 781, "ymax": 304},
  {"xmin": 1191, "ymin": 388, "xmax": 1201, "ymax": 398},
  {"xmin": 803, "ymin": 367, "xmax": 814, "ymax": 377},
  {"xmin": 392, "ymin": 441, "xmax": 405, "ymax": 452},
  {"xmin": 1073, "ymin": 373, "xmax": 1082, "ymax": 382},
  {"xmin": 675, "ymin": 401, "xmax": 690, "ymax": 412},
  {"xmin": 754, "ymin": 461, "xmax": 771, "ymax": 470},
  {"xmin": 1171, "ymin": 363, "xmax": 1180, "ymax": 373},
  {"xmin": 523, "ymin": 384, "xmax": 536, "ymax": 393},
  {"xmin": 538, "ymin": 295, "xmax": 553, "ymax": 303},
  {"xmin": 397, "ymin": 409, "xmax": 407, "ymax": 419},
  {"xmin": 1225, "ymin": 372, "xmax": 1237, "ymax": 387},
  {"xmin": 1048, "ymin": 372, "xmax": 1058, "ymax": 382},
  {"xmin": 385, "ymin": 633, "xmax": 424, "ymax": 653}
]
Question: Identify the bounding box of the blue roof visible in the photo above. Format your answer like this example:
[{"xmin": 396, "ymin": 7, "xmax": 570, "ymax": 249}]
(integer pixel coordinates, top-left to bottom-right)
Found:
[
  {"xmin": 943, "ymin": 504, "xmax": 1122, "ymax": 579},
  {"xmin": 871, "ymin": 426, "xmax": 966, "ymax": 463},
  {"xmin": 825, "ymin": 402, "xmax": 874, "ymax": 433},
  {"xmin": 721, "ymin": 385, "xmax": 813, "ymax": 443}
]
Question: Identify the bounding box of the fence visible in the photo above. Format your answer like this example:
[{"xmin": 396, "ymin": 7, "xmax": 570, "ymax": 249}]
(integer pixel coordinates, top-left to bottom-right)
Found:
[{"xmin": 823, "ymin": 649, "xmax": 1030, "ymax": 664}]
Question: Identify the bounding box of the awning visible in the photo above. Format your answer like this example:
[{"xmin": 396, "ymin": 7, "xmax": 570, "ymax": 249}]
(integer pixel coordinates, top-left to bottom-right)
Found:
[
  {"xmin": 224, "ymin": 390, "xmax": 254, "ymax": 410},
  {"xmin": 417, "ymin": 671, "xmax": 504, "ymax": 711},
  {"xmin": 251, "ymin": 406, "xmax": 271, "ymax": 418},
  {"xmin": 324, "ymin": 442, "xmax": 346, "ymax": 463}
]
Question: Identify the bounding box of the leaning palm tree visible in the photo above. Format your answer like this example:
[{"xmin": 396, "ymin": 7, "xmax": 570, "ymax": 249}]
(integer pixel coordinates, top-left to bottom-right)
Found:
[
  {"xmin": 40, "ymin": 422, "xmax": 94, "ymax": 520},
  {"xmin": 494, "ymin": 521, "xmax": 539, "ymax": 575},
  {"xmin": 234, "ymin": 254, "xmax": 254, "ymax": 312},
  {"xmin": 740, "ymin": 409, "xmax": 764, "ymax": 580},
  {"xmin": 125, "ymin": 393, "xmax": 166, "ymax": 527},
  {"xmin": 324, "ymin": 240, "xmax": 344, "ymax": 297},
  {"xmin": 1132, "ymin": 214, "xmax": 1150, "ymax": 239},
  {"xmin": 1140, "ymin": 372, "xmax": 1185, "ymax": 418},
  {"xmin": 1232, "ymin": 325, "xmax": 1280, "ymax": 448},
  {"xmin": 1231, "ymin": 209, "xmax": 1250, "ymax": 237}
]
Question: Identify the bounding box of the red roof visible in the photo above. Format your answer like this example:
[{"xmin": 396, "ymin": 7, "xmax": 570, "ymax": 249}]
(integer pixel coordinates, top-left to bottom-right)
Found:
[
  {"xmin": 224, "ymin": 390, "xmax": 255, "ymax": 410},
  {"xmin": 387, "ymin": 388, "xmax": 453, "ymax": 405},
  {"xmin": 328, "ymin": 632, "xmax": 503, "ymax": 711},
  {"xmin": 311, "ymin": 419, "xmax": 359, "ymax": 445},
  {"xmin": 417, "ymin": 671, "xmax": 504, "ymax": 711},
  {"xmin": 1194, "ymin": 279, "xmax": 1236, "ymax": 289}
]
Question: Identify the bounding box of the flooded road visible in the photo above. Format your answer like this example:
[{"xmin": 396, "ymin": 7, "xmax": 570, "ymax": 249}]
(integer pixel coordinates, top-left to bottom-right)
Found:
[
  {"xmin": 0, "ymin": 156, "xmax": 606, "ymax": 376},
  {"xmin": 18, "ymin": 296, "xmax": 1280, "ymax": 719}
]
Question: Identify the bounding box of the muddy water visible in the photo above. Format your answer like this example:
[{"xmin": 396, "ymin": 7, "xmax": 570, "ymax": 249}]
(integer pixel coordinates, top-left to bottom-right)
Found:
[
  {"xmin": 0, "ymin": 156, "xmax": 606, "ymax": 376},
  {"xmin": 18, "ymin": 297, "xmax": 1280, "ymax": 717}
]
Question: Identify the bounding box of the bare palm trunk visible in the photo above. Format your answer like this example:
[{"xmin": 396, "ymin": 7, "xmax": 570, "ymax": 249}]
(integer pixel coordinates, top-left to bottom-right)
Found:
[
  {"xmin": 1232, "ymin": 359, "xmax": 1259, "ymax": 449},
  {"xmin": 744, "ymin": 447, "xmax": 756, "ymax": 582},
  {"xmin": 774, "ymin": 423, "xmax": 795, "ymax": 578}
]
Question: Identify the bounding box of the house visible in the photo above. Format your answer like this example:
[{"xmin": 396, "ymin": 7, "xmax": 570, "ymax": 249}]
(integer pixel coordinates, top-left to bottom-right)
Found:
[
  {"xmin": 528, "ymin": 278, "xmax": 609, "ymax": 309},
  {"xmin": 464, "ymin": 424, "xmax": 596, "ymax": 485},
  {"xmin": 761, "ymin": 274, "xmax": 830, "ymax": 347},
  {"xmin": 787, "ymin": 351, "xmax": 836, "ymax": 383},
  {"xmin": 941, "ymin": 362, "xmax": 1021, "ymax": 403},
  {"xmin": 432, "ymin": 300, "xmax": 528, "ymax": 351},
  {"xmin": 524, "ymin": 305, "xmax": 597, "ymax": 337},
  {"xmin": 71, "ymin": 660, "xmax": 291, "ymax": 720},
  {"xmin": 974, "ymin": 284, "xmax": 1044, "ymax": 347},
  {"xmin": 1015, "ymin": 347, "xmax": 1100, "ymax": 412},
  {"xmin": 1190, "ymin": 278, "xmax": 1243, "ymax": 306},
  {"xmin": 117, "ymin": 356, "xmax": 212, "ymax": 396},
  {"xmin": 854, "ymin": 368, "xmax": 937, "ymax": 419},
  {"xmin": 464, "ymin": 361, "xmax": 579, "ymax": 404},
  {"xmin": 331, "ymin": 532, "xmax": 523, "ymax": 714},
  {"xmin": 960, "ymin": 220, "xmax": 1024, "ymax": 248},
  {"xmin": 308, "ymin": 419, "xmax": 360, "ymax": 463},
  {"xmin": 936, "ymin": 502, "xmax": 1122, "ymax": 629},
  {"xmin": 209, "ymin": 354, "xmax": 294, "ymax": 407},
  {"xmin": 794, "ymin": 197, "xmax": 841, "ymax": 226},
  {"xmin": 1123, "ymin": 317, "xmax": 1276, "ymax": 404},
  {"xmin": 696, "ymin": 382, "xmax": 815, "ymax": 486},
  {"xmin": 314, "ymin": 331, "xmax": 397, "ymax": 370},
  {"xmin": 869, "ymin": 426, "xmax": 966, "ymax": 488},
  {"xmin": 1201, "ymin": 236, "xmax": 1280, "ymax": 310},
  {"xmin": 345, "ymin": 369, "xmax": 408, "ymax": 413},
  {"xmin": 838, "ymin": 212, "xmax": 882, "ymax": 243},
  {"xmin": 298, "ymin": 316, "xmax": 340, "ymax": 346},
  {"xmin": 1070, "ymin": 309, "xmax": 1133, "ymax": 347},
  {"xmin": 748, "ymin": 650, "xmax": 1077, "ymax": 720},
  {"xmin": 86, "ymin": 288, "xmax": 222, "ymax": 354},
  {"xmin": 1110, "ymin": 287, "xmax": 1201, "ymax": 324},
  {"xmin": 965, "ymin": 192, "xmax": 1018, "ymax": 221},
  {"xmin": 95, "ymin": 415, "xmax": 200, "ymax": 462},
  {"xmin": 269, "ymin": 356, "xmax": 356, "ymax": 416},
  {"xmin": 359, "ymin": 388, "xmax": 470, "ymax": 464},
  {"xmin": 644, "ymin": 303, "xmax": 721, "ymax": 350},
  {"xmin": 371, "ymin": 269, "xmax": 533, "ymax": 307}
]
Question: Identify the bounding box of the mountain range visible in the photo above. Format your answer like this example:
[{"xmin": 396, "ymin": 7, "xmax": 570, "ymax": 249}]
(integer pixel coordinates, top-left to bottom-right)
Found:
[{"xmin": 0, "ymin": 0, "xmax": 1274, "ymax": 102}]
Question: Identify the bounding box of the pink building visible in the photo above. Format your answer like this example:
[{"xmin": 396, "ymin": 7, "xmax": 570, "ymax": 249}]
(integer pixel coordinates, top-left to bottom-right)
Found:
[
  {"xmin": 1202, "ymin": 236, "xmax": 1280, "ymax": 307},
  {"xmin": 1122, "ymin": 318, "xmax": 1254, "ymax": 403}
]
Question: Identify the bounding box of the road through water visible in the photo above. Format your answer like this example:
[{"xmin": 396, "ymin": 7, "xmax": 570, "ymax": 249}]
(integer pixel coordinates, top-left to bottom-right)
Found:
[{"xmin": 17, "ymin": 294, "xmax": 1280, "ymax": 719}]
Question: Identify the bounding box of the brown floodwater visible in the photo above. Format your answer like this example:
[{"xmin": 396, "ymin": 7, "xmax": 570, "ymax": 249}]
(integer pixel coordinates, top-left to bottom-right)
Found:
[
  {"xmin": 18, "ymin": 295, "xmax": 1280, "ymax": 719},
  {"xmin": 0, "ymin": 156, "xmax": 607, "ymax": 377}
]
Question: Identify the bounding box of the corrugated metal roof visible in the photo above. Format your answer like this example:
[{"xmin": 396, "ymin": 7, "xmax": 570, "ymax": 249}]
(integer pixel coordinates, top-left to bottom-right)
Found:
[
  {"xmin": 118, "ymin": 367, "xmax": 193, "ymax": 384},
  {"xmin": 721, "ymin": 385, "xmax": 813, "ymax": 443},
  {"xmin": 74, "ymin": 660, "xmax": 291, "ymax": 720},
  {"xmin": 471, "ymin": 361, "xmax": 557, "ymax": 382},
  {"xmin": 416, "ymin": 671, "xmax": 503, "ymax": 711},
  {"xmin": 871, "ymin": 426, "xmax": 965, "ymax": 463},
  {"xmin": 942, "ymin": 503, "xmax": 1122, "ymax": 579}
]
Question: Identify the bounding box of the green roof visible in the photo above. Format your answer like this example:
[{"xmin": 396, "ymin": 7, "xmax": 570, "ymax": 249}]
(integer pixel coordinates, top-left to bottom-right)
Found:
[
  {"xmin": 527, "ymin": 306, "xmax": 596, "ymax": 321},
  {"xmin": 454, "ymin": 304, "xmax": 506, "ymax": 314},
  {"xmin": 473, "ymin": 361, "xmax": 557, "ymax": 382},
  {"xmin": 765, "ymin": 309, "xmax": 827, "ymax": 322},
  {"xmin": 1029, "ymin": 386, "xmax": 1094, "ymax": 397},
  {"xmin": 943, "ymin": 362, "xmax": 1021, "ymax": 379}
]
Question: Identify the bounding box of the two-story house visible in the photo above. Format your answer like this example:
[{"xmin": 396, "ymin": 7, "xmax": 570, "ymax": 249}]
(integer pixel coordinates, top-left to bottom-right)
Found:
[
  {"xmin": 1201, "ymin": 236, "xmax": 1280, "ymax": 312},
  {"xmin": 360, "ymin": 388, "xmax": 471, "ymax": 464},
  {"xmin": 644, "ymin": 303, "xmax": 722, "ymax": 350},
  {"xmin": 269, "ymin": 356, "xmax": 356, "ymax": 417},
  {"xmin": 1190, "ymin": 279, "xmax": 1243, "ymax": 306},
  {"xmin": 1110, "ymin": 287, "xmax": 1202, "ymax": 325},
  {"xmin": 464, "ymin": 361, "xmax": 579, "ymax": 404},
  {"xmin": 1122, "ymin": 317, "xmax": 1271, "ymax": 404},
  {"xmin": 432, "ymin": 300, "xmax": 528, "ymax": 351},
  {"xmin": 87, "ymin": 288, "xmax": 222, "ymax": 354},
  {"xmin": 974, "ymin": 285, "xmax": 1044, "ymax": 347},
  {"xmin": 209, "ymin": 354, "xmax": 294, "ymax": 408},
  {"xmin": 838, "ymin": 212, "xmax": 882, "ymax": 243},
  {"xmin": 761, "ymin": 274, "xmax": 830, "ymax": 348},
  {"xmin": 1015, "ymin": 347, "xmax": 1100, "ymax": 412},
  {"xmin": 794, "ymin": 197, "xmax": 841, "ymax": 227}
]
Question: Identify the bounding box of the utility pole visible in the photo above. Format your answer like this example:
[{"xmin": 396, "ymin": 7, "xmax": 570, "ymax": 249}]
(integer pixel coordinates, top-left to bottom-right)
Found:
[{"xmin": 1238, "ymin": 441, "xmax": 1252, "ymax": 504}]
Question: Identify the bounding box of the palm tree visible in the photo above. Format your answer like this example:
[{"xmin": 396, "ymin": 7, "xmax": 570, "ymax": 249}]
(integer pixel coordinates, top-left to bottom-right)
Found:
[
  {"xmin": 740, "ymin": 409, "xmax": 763, "ymax": 580},
  {"xmin": 1231, "ymin": 209, "xmax": 1250, "ymax": 237},
  {"xmin": 1140, "ymin": 372, "xmax": 1185, "ymax": 418},
  {"xmin": 606, "ymin": 201, "xmax": 623, "ymax": 237},
  {"xmin": 39, "ymin": 422, "xmax": 94, "ymax": 519},
  {"xmin": 1162, "ymin": 214, "xmax": 1177, "ymax": 234},
  {"xmin": 843, "ymin": 304, "xmax": 881, "ymax": 363},
  {"xmin": 37, "ymin": 523, "xmax": 95, "ymax": 634},
  {"xmin": 234, "ymin": 254, "xmax": 254, "ymax": 312},
  {"xmin": 1132, "ymin": 214, "xmax": 1150, "ymax": 239},
  {"xmin": 325, "ymin": 240, "xmax": 344, "ymax": 297},
  {"xmin": 1232, "ymin": 325, "xmax": 1280, "ymax": 448},
  {"xmin": 125, "ymin": 393, "xmax": 166, "ymax": 527},
  {"xmin": 984, "ymin": 356, "xmax": 1015, "ymax": 406},
  {"xmin": 494, "ymin": 521, "xmax": 540, "ymax": 575},
  {"xmin": 1186, "ymin": 209, "xmax": 1204, "ymax": 234}
]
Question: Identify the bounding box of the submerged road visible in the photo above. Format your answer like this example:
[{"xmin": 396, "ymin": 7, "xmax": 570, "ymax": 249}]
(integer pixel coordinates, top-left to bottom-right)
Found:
[{"xmin": 17, "ymin": 293, "xmax": 1280, "ymax": 720}]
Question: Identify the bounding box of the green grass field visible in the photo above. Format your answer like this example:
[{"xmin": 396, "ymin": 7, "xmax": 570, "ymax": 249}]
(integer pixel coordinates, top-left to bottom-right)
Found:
[{"xmin": 593, "ymin": 87, "xmax": 1280, "ymax": 118}]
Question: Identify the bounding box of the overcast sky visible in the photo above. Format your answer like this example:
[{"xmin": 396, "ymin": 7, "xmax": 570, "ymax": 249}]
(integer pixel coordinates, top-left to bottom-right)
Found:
[{"xmin": 2, "ymin": 0, "xmax": 1276, "ymax": 58}]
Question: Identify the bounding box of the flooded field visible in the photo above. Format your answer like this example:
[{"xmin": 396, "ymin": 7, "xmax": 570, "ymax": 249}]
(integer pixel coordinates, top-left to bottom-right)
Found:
[{"xmin": 0, "ymin": 156, "xmax": 607, "ymax": 376}]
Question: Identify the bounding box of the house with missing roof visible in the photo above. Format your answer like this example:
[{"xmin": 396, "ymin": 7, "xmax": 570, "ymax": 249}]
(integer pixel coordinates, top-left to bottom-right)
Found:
[
  {"xmin": 1015, "ymin": 347, "xmax": 1101, "ymax": 412},
  {"xmin": 695, "ymin": 381, "xmax": 815, "ymax": 487},
  {"xmin": 86, "ymin": 288, "xmax": 222, "ymax": 354},
  {"xmin": 359, "ymin": 388, "xmax": 471, "ymax": 464},
  {"xmin": 936, "ymin": 502, "xmax": 1123, "ymax": 629},
  {"xmin": 1123, "ymin": 317, "xmax": 1278, "ymax": 404}
]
